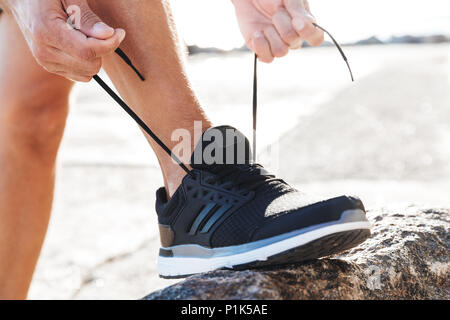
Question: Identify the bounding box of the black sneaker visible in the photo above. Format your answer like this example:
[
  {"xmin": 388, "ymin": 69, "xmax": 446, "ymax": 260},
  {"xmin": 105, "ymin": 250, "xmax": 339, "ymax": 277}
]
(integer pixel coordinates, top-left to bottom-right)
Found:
[
  {"xmin": 91, "ymin": 27, "xmax": 367, "ymax": 278},
  {"xmin": 155, "ymin": 126, "xmax": 370, "ymax": 278}
]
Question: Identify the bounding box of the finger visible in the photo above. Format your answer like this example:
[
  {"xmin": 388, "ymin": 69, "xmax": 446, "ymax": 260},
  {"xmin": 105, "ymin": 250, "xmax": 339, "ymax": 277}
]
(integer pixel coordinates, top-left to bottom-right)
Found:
[
  {"xmin": 283, "ymin": 0, "xmax": 307, "ymax": 19},
  {"xmin": 51, "ymin": 45, "xmax": 102, "ymax": 76},
  {"xmin": 35, "ymin": 45, "xmax": 102, "ymax": 77},
  {"xmin": 63, "ymin": 0, "xmax": 115, "ymax": 39},
  {"xmin": 54, "ymin": 49, "xmax": 103, "ymax": 76},
  {"xmin": 253, "ymin": 0, "xmax": 283, "ymax": 18},
  {"xmin": 58, "ymin": 71, "xmax": 92, "ymax": 82},
  {"xmin": 84, "ymin": 28, "xmax": 126, "ymax": 57},
  {"xmin": 284, "ymin": 0, "xmax": 324, "ymax": 47},
  {"xmin": 293, "ymin": 18, "xmax": 324, "ymax": 46},
  {"xmin": 290, "ymin": 38, "xmax": 303, "ymax": 50},
  {"xmin": 251, "ymin": 32, "xmax": 274, "ymax": 63},
  {"xmin": 272, "ymin": 8, "xmax": 302, "ymax": 48},
  {"xmin": 303, "ymin": 0, "xmax": 312, "ymax": 13},
  {"xmin": 263, "ymin": 26, "xmax": 289, "ymax": 58},
  {"xmin": 51, "ymin": 19, "xmax": 125, "ymax": 61},
  {"xmin": 38, "ymin": 62, "xmax": 84, "ymax": 81}
]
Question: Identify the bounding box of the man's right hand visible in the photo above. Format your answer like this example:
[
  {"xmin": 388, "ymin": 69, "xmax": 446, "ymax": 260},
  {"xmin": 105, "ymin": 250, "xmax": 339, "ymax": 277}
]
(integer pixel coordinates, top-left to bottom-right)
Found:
[{"xmin": 3, "ymin": 0, "xmax": 125, "ymax": 82}]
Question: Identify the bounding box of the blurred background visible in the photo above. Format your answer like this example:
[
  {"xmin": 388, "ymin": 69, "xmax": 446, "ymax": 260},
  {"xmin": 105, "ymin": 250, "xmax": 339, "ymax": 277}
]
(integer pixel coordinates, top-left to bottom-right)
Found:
[{"xmin": 29, "ymin": 0, "xmax": 449, "ymax": 299}]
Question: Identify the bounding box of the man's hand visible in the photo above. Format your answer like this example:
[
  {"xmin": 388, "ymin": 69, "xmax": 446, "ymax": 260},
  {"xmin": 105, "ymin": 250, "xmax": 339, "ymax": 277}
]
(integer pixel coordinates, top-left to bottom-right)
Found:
[
  {"xmin": 3, "ymin": 0, "xmax": 125, "ymax": 82},
  {"xmin": 232, "ymin": 0, "xmax": 324, "ymax": 63}
]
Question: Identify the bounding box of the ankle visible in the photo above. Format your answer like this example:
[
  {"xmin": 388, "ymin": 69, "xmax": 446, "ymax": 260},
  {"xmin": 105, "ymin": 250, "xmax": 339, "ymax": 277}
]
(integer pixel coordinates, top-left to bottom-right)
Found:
[
  {"xmin": 159, "ymin": 121, "xmax": 214, "ymax": 197},
  {"xmin": 164, "ymin": 165, "xmax": 188, "ymax": 198}
]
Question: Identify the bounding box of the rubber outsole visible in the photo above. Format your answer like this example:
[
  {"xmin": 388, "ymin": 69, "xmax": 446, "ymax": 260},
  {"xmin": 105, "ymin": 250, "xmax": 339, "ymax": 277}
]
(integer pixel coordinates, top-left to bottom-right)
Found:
[
  {"xmin": 159, "ymin": 227, "xmax": 371, "ymax": 279},
  {"xmin": 231, "ymin": 228, "xmax": 371, "ymax": 270}
]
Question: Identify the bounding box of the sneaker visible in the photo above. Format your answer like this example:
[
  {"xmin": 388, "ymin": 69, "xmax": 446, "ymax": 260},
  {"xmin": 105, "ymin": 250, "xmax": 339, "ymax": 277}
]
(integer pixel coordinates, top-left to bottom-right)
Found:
[
  {"xmin": 156, "ymin": 126, "xmax": 371, "ymax": 278},
  {"xmin": 91, "ymin": 28, "xmax": 368, "ymax": 278}
]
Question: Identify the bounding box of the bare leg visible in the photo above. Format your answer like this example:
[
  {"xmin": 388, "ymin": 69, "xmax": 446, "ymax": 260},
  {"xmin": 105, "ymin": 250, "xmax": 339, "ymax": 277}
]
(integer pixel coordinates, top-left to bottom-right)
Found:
[
  {"xmin": 88, "ymin": 0, "xmax": 212, "ymax": 196},
  {"xmin": 0, "ymin": 0, "xmax": 210, "ymax": 299},
  {"xmin": 0, "ymin": 12, "xmax": 73, "ymax": 299}
]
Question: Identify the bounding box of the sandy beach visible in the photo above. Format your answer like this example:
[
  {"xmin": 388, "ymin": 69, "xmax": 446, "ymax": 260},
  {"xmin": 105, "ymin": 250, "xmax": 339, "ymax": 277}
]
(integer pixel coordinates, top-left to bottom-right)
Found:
[{"xmin": 27, "ymin": 44, "xmax": 449, "ymax": 299}]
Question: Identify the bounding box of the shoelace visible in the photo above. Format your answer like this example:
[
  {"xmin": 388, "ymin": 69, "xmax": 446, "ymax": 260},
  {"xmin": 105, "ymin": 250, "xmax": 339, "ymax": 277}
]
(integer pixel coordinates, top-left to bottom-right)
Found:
[
  {"xmin": 94, "ymin": 24, "xmax": 353, "ymax": 180},
  {"xmin": 200, "ymin": 163, "xmax": 277, "ymax": 195},
  {"xmin": 252, "ymin": 23, "xmax": 353, "ymax": 162},
  {"xmin": 93, "ymin": 49, "xmax": 194, "ymax": 177}
]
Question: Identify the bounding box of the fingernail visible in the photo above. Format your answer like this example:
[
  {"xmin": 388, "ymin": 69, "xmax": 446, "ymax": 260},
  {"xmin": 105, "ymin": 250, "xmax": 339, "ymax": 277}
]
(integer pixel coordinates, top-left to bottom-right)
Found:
[
  {"xmin": 253, "ymin": 31, "xmax": 264, "ymax": 39},
  {"xmin": 293, "ymin": 18, "xmax": 305, "ymax": 32},
  {"xmin": 117, "ymin": 29, "xmax": 126, "ymax": 42},
  {"xmin": 93, "ymin": 22, "xmax": 114, "ymax": 35},
  {"xmin": 303, "ymin": 9, "xmax": 315, "ymax": 21}
]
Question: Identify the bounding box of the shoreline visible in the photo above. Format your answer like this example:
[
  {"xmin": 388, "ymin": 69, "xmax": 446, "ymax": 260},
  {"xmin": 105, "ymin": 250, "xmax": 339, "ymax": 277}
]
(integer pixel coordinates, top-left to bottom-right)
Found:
[{"xmin": 187, "ymin": 34, "xmax": 450, "ymax": 56}]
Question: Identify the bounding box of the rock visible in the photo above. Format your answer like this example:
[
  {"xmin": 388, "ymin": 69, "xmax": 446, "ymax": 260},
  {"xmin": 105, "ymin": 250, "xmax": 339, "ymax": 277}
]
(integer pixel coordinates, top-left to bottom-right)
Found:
[
  {"xmin": 355, "ymin": 36, "xmax": 384, "ymax": 45},
  {"xmin": 187, "ymin": 45, "xmax": 227, "ymax": 55},
  {"xmin": 388, "ymin": 35, "xmax": 450, "ymax": 44},
  {"xmin": 144, "ymin": 206, "xmax": 449, "ymax": 300}
]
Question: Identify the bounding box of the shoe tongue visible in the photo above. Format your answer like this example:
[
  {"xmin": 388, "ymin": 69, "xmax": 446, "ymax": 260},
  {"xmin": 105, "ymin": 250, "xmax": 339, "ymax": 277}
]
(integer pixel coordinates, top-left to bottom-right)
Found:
[{"xmin": 190, "ymin": 125, "xmax": 252, "ymax": 168}]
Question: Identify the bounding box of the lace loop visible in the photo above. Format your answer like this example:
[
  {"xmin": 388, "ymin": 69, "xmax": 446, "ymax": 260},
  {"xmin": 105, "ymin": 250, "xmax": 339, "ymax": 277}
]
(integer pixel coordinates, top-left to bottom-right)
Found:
[
  {"xmin": 93, "ymin": 25, "xmax": 352, "ymax": 182},
  {"xmin": 202, "ymin": 163, "xmax": 279, "ymax": 195}
]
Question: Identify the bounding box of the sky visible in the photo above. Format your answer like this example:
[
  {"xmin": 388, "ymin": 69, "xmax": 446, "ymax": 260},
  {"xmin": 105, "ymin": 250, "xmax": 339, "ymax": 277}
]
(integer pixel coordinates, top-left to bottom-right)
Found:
[{"xmin": 170, "ymin": 0, "xmax": 450, "ymax": 50}]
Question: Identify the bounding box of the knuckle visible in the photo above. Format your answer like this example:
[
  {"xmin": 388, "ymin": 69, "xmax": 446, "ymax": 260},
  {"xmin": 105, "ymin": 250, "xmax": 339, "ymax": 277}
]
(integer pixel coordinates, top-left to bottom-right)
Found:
[
  {"xmin": 253, "ymin": 37, "xmax": 266, "ymax": 48},
  {"xmin": 263, "ymin": 26, "xmax": 274, "ymax": 35},
  {"xmin": 79, "ymin": 46, "xmax": 97, "ymax": 60},
  {"xmin": 80, "ymin": 9, "xmax": 98, "ymax": 25},
  {"xmin": 284, "ymin": 30, "xmax": 300, "ymax": 43}
]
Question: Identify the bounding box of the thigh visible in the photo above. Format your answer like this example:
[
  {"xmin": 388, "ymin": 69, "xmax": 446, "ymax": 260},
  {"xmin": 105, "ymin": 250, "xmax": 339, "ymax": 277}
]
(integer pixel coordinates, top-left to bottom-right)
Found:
[{"xmin": 0, "ymin": 9, "xmax": 74, "ymax": 107}]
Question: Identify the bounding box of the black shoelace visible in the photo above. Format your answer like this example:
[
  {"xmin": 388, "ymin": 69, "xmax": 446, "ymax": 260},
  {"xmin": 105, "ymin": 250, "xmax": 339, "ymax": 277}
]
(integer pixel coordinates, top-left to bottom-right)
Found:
[
  {"xmin": 201, "ymin": 163, "xmax": 277, "ymax": 195},
  {"xmin": 251, "ymin": 23, "xmax": 353, "ymax": 162},
  {"xmin": 94, "ymin": 24, "xmax": 353, "ymax": 179},
  {"xmin": 93, "ymin": 49, "xmax": 194, "ymax": 177}
]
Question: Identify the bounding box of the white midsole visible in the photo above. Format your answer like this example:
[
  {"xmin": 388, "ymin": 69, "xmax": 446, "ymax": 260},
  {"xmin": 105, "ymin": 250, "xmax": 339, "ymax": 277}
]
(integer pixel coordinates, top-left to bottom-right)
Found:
[{"xmin": 158, "ymin": 220, "xmax": 371, "ymax": 277}]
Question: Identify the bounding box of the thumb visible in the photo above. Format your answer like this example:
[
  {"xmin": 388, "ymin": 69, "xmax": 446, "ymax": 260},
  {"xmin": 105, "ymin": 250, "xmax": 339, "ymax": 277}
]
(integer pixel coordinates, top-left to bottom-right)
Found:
[
  {"xmin": 64, "ymin": 0, "xmax": 115, "ymax": 39},
  {"xmin": 284, "ymin": 0, "xmax": 316, "ymax": 31},
  {"xmin": 283, "ymin": 0, "xmax": 306, "ymax": 16}
]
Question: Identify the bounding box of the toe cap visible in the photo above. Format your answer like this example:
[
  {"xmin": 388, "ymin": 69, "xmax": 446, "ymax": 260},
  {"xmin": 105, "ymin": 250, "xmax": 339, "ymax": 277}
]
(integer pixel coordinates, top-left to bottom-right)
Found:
[{"xmin": 251, "ymin": 195, "xmax": 366, "ymax": 242}]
